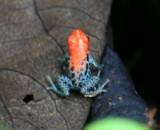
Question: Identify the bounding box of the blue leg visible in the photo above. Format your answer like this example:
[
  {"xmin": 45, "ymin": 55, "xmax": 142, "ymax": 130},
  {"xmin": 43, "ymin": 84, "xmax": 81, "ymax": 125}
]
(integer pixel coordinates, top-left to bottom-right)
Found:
[
  {"xmin": 58, "ymin": 54, "xmax": 70, "ymax": 65},
  {"xmin": 58, "ymin": 54, "xmax": 70, "ymax": 70},
  {"xmin": 47, "ymin": 75, "xmax": 73, "ymax": 96},
  {"xmin": 80, "ymin": 76, "xmax": 109, "ymax": 97},
  {"xmin": 88, "ymin": 55, "xmax": 103, "ymax": 70},
  {"xmin": 88, "ymin": 55, "xmax": 103, "ymax": 77}
]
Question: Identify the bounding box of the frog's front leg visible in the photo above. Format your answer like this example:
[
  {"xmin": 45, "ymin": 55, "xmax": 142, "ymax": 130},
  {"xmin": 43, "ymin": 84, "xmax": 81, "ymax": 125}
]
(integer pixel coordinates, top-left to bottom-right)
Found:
[
  {"xmin": 47, "ymin": 75, "xmax": 73, "ymax": 96},
  {"xmin": 87, "ymin": 55, "xmax": 103, "ymax": 77},
  {"xmin": 58, "ymin": 54, "xmax": 70, "ymax": 70},
  {"xmin": 58, "ymin": 54, "xmax": 70, "ymax": 64},
  {"xmin": 80, "ymin": 76, "xmax": 109, "ymax": 97},
  {"xmin": 88, "ymin": 55, "xmax": 103, "ymax": 69}
]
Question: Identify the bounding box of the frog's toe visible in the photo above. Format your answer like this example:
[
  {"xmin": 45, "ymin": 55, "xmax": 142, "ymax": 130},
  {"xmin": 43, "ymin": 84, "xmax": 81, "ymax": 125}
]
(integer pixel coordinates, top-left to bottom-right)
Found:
[
  {"xmin": 47, "ymin": 86, "xmax": 54, "ymax": 90},
  {"xmin": 94, "ymin": 88, "xmax": 107, "ymax": 95},
  {"xmin": 84, "ymin": 89, "xmax": 107, "ymax": 97},
  {"xmin": 97, "ymin": 88, "xmax": 107, "ymax": 93},
  {"xmin": 102, "ymin": 89, "xmax": 107, "ymax": 93}
]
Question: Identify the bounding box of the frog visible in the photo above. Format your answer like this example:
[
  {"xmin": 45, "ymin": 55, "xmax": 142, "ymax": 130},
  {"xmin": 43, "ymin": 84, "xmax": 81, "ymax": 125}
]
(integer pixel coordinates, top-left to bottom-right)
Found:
[{"xmin": 47, "ymin": 29, "xmax": 109, "ymax": 97}]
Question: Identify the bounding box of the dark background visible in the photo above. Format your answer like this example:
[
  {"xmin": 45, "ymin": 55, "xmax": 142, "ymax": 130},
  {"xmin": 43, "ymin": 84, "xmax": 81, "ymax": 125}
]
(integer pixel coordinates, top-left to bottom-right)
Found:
[{"xmin": 110, "ymin": 0, "xmax": 160, "ymax": 107}]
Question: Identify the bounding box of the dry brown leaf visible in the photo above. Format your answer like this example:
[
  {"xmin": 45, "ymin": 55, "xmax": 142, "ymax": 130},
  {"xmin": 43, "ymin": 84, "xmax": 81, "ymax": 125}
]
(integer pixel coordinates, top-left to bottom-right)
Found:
[{"xmin": 0, "ymin": 0, "xmax": 112, "ymax": 129}]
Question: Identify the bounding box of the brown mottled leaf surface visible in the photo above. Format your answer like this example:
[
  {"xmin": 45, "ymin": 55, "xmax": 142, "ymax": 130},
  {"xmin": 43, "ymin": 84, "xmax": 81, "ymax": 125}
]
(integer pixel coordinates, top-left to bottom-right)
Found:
[{"xmin": 0, "ymin": 0, "xmax": 112, "ymax": 129}]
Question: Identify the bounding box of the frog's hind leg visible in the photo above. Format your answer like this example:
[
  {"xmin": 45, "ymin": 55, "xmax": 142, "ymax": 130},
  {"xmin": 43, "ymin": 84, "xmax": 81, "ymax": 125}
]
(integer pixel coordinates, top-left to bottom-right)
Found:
[
  {"xmin": 47, "ymin": 75, "xmax": 73, "ymax": 96},
  {"xmin": 81, "ymin": 76, "xmax": 109, "ymax": 97}
]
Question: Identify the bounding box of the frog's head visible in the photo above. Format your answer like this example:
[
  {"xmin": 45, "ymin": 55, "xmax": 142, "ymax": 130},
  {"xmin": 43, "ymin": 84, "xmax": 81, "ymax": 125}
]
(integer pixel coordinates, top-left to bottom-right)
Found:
[{"xmin": 68, "ymin": 29, "xmax": 89, "ymax": 54}]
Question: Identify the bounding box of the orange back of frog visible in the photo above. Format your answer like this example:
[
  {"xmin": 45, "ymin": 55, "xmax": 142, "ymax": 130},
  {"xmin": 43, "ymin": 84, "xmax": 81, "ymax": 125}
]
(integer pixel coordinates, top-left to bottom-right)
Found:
[{"xmin": 68, "ymin": 29, "xmax": 89, "ymax": 71}]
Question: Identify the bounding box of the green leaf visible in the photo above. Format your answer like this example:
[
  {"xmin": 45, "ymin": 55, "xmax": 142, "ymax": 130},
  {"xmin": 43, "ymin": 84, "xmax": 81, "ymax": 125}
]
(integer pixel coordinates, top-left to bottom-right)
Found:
[{"xmin": 83, "ymin": 117, "xmax": 151, "ymax": 130}]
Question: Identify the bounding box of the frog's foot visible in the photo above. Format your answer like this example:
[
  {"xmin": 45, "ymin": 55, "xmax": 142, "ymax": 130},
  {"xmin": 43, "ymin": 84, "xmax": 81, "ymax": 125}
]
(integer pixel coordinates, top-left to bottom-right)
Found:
[
  {"xmin": 88, "ymin": 55, "xmax": 103, "ymax": 70},
  {"xmin": 81, "ymin": 77, "xmax": 109, "ymax": 97},
  {"xmin": 47, "ymin": 75, "xmax": 73, "ymax": 96},
  {"xmin": 97, "ymin": 64, "xmax": 104, "ymax": 77},
  {"xmin": 58, "ymin": 54, "xmax": 70, "ymax": 64},
  {"xmin": 87, "ymin": 55, "xmax": 104, "ymax": 77},
  {"xmin": 57, "ymin": 54, "xmax": 70, "ymax": 70}
]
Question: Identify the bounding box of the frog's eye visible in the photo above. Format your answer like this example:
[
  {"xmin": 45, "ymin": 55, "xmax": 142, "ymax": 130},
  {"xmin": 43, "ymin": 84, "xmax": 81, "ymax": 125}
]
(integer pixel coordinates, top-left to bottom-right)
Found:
[
  {"xmin": 82, "ymin": 35, "xmax": 89, "ymax": 44},
  {"xmin": 68, "ymin": 35, "xmax": 76, "ymax": 45}
]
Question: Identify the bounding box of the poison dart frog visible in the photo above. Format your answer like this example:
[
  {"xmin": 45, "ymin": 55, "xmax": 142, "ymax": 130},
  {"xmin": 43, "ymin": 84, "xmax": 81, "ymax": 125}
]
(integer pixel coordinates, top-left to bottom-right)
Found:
[{"xmin": 47, "ymin": 29, "xmax": 109, "ymax": 97}]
